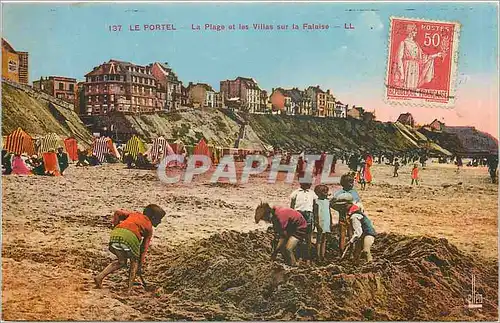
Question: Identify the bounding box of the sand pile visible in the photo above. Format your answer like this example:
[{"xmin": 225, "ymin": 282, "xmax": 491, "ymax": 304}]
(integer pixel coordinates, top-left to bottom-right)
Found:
[{"xmin": 116, "ymin": 230, "xmax": 498, "ymax": 321}]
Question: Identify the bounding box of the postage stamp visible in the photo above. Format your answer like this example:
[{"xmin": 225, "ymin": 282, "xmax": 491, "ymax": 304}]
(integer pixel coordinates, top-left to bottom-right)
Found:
[{"xmin": 385, "ymin": 17, "xmax": 461, "ymax": 107}]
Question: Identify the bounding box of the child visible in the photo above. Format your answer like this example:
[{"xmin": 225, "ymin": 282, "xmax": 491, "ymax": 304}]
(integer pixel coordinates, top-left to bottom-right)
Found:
[
  {"xmin": 314, "ymin": 185, "xmax": 333, "ymax": 263},
  {"xmin": 332, "ymin": 173, "xmax": 364, "ymax": 252},
  {"xmin": 94, "ymin": 204, "xmax": 166, "ymax": 292},
  {"xmin": 331, "ymin": 193, "xmax": 376, "ymax": 263},
  {"xmin": 255, "ymin": 202, "xmax": 307, "ymax": 267},
  {"xmin": 411, "ymin": 163, "xmax": 419, "ymax": 185},
  {"xmin": 393, "ymin": 158, "xmax": 400, "ymax": 177},
  {"xmin": 290, "ymin": 182, "xmax": 318, "ymax": 264}
]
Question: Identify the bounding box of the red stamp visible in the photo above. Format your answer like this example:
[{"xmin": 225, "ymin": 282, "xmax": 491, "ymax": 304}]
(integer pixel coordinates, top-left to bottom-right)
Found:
[{"xmin": 385, "ymin": 17, "xmax": 461, "ymax": 107}]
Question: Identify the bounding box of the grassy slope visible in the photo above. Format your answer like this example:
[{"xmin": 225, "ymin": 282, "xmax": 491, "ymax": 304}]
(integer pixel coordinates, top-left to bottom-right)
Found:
[
  {"xmin": 2, "ymin": 82, "xmax": 93, "ymax": 145},
  {"xmin": 246, "ymin": 114, "xmax": 414, "ymax": 153}
]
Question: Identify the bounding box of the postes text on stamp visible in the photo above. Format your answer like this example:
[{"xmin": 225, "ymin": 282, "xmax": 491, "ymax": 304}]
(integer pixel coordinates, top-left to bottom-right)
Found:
[{"xmin": 385, "ymin": 17, "xmax": 461, "ymax": 107}]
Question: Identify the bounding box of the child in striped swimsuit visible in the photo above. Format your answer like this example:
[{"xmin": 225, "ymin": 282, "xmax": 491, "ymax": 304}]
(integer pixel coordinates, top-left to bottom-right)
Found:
[{"xmin": 94, "ymin": 204, "xmax": 166, "ymax": 292}]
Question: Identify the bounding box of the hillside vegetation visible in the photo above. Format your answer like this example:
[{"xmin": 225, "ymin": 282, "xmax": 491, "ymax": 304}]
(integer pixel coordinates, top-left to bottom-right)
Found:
[{"xmin": 2, "ymin": 82, "xmax": 93, "ymax": 145}]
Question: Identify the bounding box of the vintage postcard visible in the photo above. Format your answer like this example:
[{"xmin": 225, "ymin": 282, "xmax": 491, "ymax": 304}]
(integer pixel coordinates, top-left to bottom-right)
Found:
[{"xmin": 1, "ymin": 1, "xmax": 498, "ymax": 322}]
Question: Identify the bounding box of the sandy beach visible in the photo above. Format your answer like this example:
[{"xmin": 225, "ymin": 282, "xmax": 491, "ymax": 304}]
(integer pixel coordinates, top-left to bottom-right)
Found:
[{"xmin": 2, "ymin": 161, "xmax": 498, "ymax": 320}]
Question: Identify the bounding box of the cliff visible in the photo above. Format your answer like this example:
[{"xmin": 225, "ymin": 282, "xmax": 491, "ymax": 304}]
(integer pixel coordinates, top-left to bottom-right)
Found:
[{"xmin": 2, "ymin": 81, "xmax": 93, "ymax": 145}]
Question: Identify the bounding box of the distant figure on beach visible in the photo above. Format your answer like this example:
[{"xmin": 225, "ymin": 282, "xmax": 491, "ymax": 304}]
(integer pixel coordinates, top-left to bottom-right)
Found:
[
  {"xmin": 2, "ymin": 150, "xmax": 12, "ymax": 175},
  {"xmin": 255, "ymin": 202, "xmax": 307, "ymax": 267},
  {"xmin": 455, "ymin": 156, "xmax": 463, "ymax": 173},
  {"xmin": 57, "ymin": 147, "xmax": 69, "ymax": 175},
  {"xmin": 94, "ymin": 204, "xmax": 166, "ymax": 292},
  {"xmin": 487, "ymin": 154, "xmax": 498, "ymax": 184},
  {"xmin": 411, "ymin": 163, "xmax": 419, "ymax": 185},
  {"xmin": 393, "ymin": 158, "xmax": 400, "ymax": 177}
]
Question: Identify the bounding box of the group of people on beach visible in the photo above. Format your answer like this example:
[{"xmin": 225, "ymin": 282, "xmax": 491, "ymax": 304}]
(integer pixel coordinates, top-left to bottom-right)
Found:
[
  {"xmin": 255, "ymin": 172, "xmax": 376, "ymax": 267},
  {"xmin": 2, "ymin": 147, "xmax": 69, "ymax": 176}
]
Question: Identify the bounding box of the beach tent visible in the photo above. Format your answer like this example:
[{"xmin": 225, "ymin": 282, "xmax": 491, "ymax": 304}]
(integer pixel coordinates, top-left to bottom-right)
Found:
[
  {"xmin": 3, "ymin": 128, "xmax": 35, "ymax": 156},
  {"xmin": 64, "ymin": 137, "xmax": 78, "ymax": 161},
  {"xmin": 42, "ymin": 152, "xmax": 60, "ymax": 176},
  {"xmin": 194, "ymin": 138, "xmax": 211, "ymax": 157},
  {"xmin": 193, "ymin": 139, "xmax": 211, "ymax": 167},
  {"xmin": 124, "ymin": 135, "xmax": 146, "ymax": 159},
  {"xmin": 37, "ymin": 133, "xmax": 65, "ymax": 154},
  {"xmin": 92, "ymin": 137, "xmax": 120, "ymax": 163}
]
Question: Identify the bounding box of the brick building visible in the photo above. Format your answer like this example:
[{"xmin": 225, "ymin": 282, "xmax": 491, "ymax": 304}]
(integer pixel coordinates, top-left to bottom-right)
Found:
[
  {"xmin": 334, "ymin": 100, "xmax": 348, "ymax": 118},
  {"xmin": 33, "ymin": 76, "xmax": 77, "ymax": 104},
  {"xmin": 186, "ymin": 82, "xmax": 216, "ymax": 108},
  {"xmin": 429, "ymin": 119, "xmax": 445, "ymax": 132},
  {"xmin": 83, "ymin": 59, "xmax": 157, "ymax": 115},
  {"xmin": 397, "ymin": 113, "xmax": 415, "ymax": 127},
  {"xmin": 260, "ymin": 90, "xmax": 271, "ymax": 113},
  {"xmin": 75, "ymin": 82, "xmax": 86, "ymax": 115},
  {"xmin": 220, "ymin": 77, "xmax": 262, "ymax": 113},
  {"xmin": 149, "ymin": 62, "xmax": 182, "ymax": 111},
  {"xmin": 2, "ymin": 38, "xmax": 28, "ymax": 84},
  {"xmin": 270, "ymin": 88, "xmax": 292, "ymax": 114}
]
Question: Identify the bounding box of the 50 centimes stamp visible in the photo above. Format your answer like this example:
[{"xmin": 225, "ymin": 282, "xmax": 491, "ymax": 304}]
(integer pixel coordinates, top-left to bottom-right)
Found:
[{"xmin": 385, "ymin": 17, "xmax": 461, "ymax": 107}]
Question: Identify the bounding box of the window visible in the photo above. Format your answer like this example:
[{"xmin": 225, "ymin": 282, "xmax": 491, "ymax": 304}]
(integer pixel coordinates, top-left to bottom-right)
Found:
[
  {"xmin": 133, "ymin": 76, "xmax": 137, "ymax": 82},
  {"xmin": 69, "ymin": 84, "xmax": 74, "ymax": 91},
  {"xmin": 104, "ymin": 75, "xmax": 108, "ymax": 81},
  {"xmin": 149, "ymin": 98, "xmax": 153, "ymax": 106},
  {"xmin": 59, "ymin": 83, "xmax": 64, "ymax": 90},
  {"xmin": 111, "ymin": 95, "xmax": 114, "ymax": 101}
]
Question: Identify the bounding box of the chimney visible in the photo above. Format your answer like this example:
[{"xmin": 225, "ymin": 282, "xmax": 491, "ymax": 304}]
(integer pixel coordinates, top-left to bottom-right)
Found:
[{"xmin": 327, "ymin": 89, "xmax": 330, "ymax": 95}]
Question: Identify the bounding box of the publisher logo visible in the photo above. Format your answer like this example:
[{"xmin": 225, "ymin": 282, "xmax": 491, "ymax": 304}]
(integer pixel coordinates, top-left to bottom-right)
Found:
[{"xmin": 466, "ymin": 274, "xmax": 483, "ymax": 309}]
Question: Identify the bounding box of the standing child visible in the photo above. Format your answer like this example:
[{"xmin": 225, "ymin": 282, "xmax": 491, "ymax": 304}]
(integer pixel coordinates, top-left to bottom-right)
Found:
[
  {"xmin": 94, "ymin": 204, "xmax": 166, "ymax": 292},
  {"xmin": 393, "ymin": 158, "xmax": 400, "ymax": 177},
  {"xmin": 314, "ymin": 185, "xmax": 333, "ymax": 263},
  {"xmin": 411, "ymin": 163, "xmax": 419, "ymax": 185},
  {"xmin": 290, "ymin": 182, "xmax": 318, "ymax": 264}
]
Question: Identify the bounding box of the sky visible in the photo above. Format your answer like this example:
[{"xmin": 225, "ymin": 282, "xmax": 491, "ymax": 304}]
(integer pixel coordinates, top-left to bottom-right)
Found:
[{"xmin": 2, "ymin": 2, "xmax": 498, "ymax": 137}]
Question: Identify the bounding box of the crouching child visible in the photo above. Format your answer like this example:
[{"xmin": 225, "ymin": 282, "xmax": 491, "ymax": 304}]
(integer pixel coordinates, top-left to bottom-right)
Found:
[
  {"xmin": 331, "ymin": 193, "xmax": 376, "ymax": 263},
  {"xmin": 255, "ymin": 202, "xmax": 307, "ymax": 267},
  {"xmin": 94, "ymin": 204, "xmax": 166, "ymax": 292}
]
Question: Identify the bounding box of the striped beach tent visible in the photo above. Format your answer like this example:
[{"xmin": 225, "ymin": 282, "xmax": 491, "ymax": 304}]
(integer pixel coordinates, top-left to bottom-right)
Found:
[
  {"xmin": 3, "ymin": 128, "xmax": 35, "ymax": 156},
  {"xmin": 150, "ymin": 136, "xmax": 171, "ymax": 163},
  {"xmin": 92, "ymin": 137, "xmax": 118, "ymax": 162},
  {"xmin": 64, "ymin": 137, "xmax": 78, "ymax": 161},
  {"xmin": 124, "ymin": 135, "xmax": 146, "ymax": 159},
  {"xmin": 38, "ymin": 133, "xmax": 65, "ymax": 154}
]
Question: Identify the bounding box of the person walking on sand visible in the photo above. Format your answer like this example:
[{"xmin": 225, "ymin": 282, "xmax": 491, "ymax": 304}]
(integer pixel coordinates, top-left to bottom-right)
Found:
[
  {"xmin": 314, "ymin": 185, "xmax": 334, "ymax": 263},
  {"xmin": 255, "ymin": 202, "xmax": 307, "ymax": 267},
  {"xmin": 393, "ymin": 158, "xmax": 400, "ymax": 177},
  {"xmin": 94, "ymin": 204, "xmax": 166, "ymax": 292},
  {"xmin": 290, "ymin": 182, "xmax": 318, "ymax": 264},
  {"xmin": 411, "ymin": 163, "xmax": 419, "ymax": 185},
  {"xmin": 331, "ymin": 193, "xmax": 376, "ymax": 263}
]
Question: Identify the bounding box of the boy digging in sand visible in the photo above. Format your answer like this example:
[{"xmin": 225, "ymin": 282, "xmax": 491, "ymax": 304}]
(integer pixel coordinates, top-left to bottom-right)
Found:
[{"xmin": 94, "ymin": 204, "xmax": 166, "ymax": 292}]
